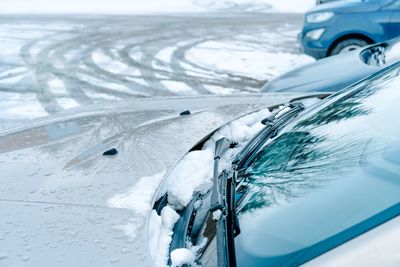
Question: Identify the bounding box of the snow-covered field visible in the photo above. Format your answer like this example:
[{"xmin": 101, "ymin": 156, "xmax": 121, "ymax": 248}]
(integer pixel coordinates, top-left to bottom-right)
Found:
[
  {"xmin": 186, "ymin": 37, "xmax": 313, "ymax": 81},
  {"xmin": 0, "ymin": 14, "xmax": 314, "ymax": 131},
  {"xmin": 1, "ymin": 0, "xmax": 315, "ymax": 14}
]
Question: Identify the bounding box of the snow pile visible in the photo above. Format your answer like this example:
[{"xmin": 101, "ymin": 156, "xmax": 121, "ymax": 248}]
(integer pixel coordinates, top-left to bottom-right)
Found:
[
  {"xmin": 107, "ymin": 171, "xmax": 166, "ymax": 212},
  {"xmin": 148, "ymin": 206, "xmax": 180, "ymax": 266},
  {"xmin": 163, "ymin": 108, "xmax": 271, "ymax": 211},
  {"xmin": 0, "ymin": 0, "xmax": 314, "ymax": 14},
  {"xmin": 164, "ymin": 150, "xmax": 214, "ymax": 209},
  {"xmin": 107, "ymin": 171, "xmax": 167, "ymax": 238},
  {"xmin": 204, "ymin": 108, "xmax": 271, "ymax": 149},
  {"xmin": 170, "ymin": 248, "xmax": 196, "ymax": 266}
]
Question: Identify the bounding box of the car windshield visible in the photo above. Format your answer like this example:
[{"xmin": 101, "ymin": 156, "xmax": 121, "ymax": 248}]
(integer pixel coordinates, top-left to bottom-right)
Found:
[{"xmin": 233, "ymin": 65, "xmax": 400, "ymax": 266}]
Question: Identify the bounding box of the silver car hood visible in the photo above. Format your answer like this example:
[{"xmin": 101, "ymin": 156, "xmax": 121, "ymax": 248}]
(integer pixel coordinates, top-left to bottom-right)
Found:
[{"xmin": 0, "ymin": 94, "xmax": 301, "ymax": 266}]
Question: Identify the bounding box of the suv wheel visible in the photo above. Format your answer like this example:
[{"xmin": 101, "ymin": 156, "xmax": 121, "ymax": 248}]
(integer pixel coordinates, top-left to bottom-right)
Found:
[{"xmin": 330, "ymin": 39, "xmax": 369, "ymax": 56}]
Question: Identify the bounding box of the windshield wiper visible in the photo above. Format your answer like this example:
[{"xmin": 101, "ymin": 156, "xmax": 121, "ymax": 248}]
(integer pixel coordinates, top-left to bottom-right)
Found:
[
  {"xmin": 209, "ymin": 103, "xmax": 305, "ymax": 266},
  {"xmin": 210, "ymin": 138, "xmax": 232, "ymax": 212},
  {"xmin": 234, "ymin": 102, "xmax": 305, "ymax": 170},
  {"xmin": 209, "ymin": 137, "xmax": 239, "ymax": 267}
]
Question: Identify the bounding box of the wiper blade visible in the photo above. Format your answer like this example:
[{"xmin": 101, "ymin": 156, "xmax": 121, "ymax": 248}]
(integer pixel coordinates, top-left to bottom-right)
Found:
[
  {"xmin": 210, "ymin": 137, "xmax": 233, "ymax": 212},
  {"xmin": 208, "ymin": 103, "xmax": 305, "ymax": 266},
  {"xmin": 261, "ymin": 102, "xmax": 303, "ymax": 125},
  {"xmin": 209, "ymin": 137, "xmax": 238, "ymax": 267},
  {"xmin": 228, "ymin": 166, "xmax": 241, "ymax": 238},
  {"xmin": 235, "ymin": 102, "xmax": 305, "ymax": 169}
]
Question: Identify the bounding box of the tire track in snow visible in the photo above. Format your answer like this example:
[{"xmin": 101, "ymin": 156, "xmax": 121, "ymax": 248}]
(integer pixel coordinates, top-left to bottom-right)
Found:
[{"xmin": 0, "ymin": 14, "xmax": 304, "ymax": 129}]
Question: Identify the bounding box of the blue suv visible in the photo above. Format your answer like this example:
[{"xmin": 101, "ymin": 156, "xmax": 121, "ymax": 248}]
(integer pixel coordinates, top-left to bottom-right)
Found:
[{"xmin": 300, "ymin": 0, "xmax": 400, "ymax": 59}]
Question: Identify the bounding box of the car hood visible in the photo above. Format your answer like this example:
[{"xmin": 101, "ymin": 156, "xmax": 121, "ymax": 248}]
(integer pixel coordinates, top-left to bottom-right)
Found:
[
  {"xmin": 0, "ymin": 94, "xmax": 301, "ymax": 267},
  {"xmin": 309, "ymin": 0, "xmax": 382, "ymax": 14},
  {"xmin": 261, "ymin": 49, "xmax": 378, "ymax": 93}
]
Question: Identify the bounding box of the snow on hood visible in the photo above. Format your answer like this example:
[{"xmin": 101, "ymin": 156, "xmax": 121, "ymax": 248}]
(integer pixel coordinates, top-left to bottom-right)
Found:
[
  {"xmin": 145, "ymin": 108, "xmax": 273, "ymax": 266},
  {"xmin": 2, "ymin": 94, "xmax": 306, "ymax": 267},
  {"xmin": 145, "ymin": 95, "xmax": 324, "ymax": 266}
]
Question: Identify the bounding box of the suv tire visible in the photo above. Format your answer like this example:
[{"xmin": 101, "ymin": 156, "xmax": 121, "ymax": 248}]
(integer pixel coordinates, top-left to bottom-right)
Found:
[{"xmin": 330, "ymin": 38, "xmax": 369, "ymax": 56}]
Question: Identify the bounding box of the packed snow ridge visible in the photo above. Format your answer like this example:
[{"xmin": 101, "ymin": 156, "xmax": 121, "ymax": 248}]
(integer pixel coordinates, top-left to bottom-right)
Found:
[{"xmin": 0, "ymin": 0, "xmax": 315, "ymax": 14}]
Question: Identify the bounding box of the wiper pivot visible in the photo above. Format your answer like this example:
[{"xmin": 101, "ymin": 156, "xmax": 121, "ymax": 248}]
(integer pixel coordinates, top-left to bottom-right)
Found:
[{"xmin": 261, "ymin": 102, "xmax": 304, "ymax": 126}]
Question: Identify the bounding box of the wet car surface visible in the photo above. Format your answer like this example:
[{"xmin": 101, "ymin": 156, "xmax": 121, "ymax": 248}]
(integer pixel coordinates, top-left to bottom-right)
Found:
[
  {"xmin": 170, "ymin": 62, "xmax": 400, "ymax": 267},
  {"xmin": 261, "ymin": 38, "xmax": 400, "ymax": 93},
  {"xmin": 0, "ymin": 93, "xmax": 301, "ymax": 266}
]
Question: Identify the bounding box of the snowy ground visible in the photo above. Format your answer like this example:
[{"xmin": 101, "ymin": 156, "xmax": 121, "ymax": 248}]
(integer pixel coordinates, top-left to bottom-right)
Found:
[
  {"xmin": 0, "ymin": 14, "xmax": 313, "ymax": 131},
  {"xmin": 1, "ymin": 0, "xmax": 315, "ymax": 14}
]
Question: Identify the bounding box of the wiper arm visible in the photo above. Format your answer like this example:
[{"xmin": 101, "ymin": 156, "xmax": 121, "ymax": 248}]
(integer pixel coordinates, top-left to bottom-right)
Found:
[
  {"xmin": 261, "ymin": 102, "xmax": 303, "ymax": 126},
  {"xmin": 210, "ymin": 137, "xmax": 233, "ymax": 212},
  {"xmin": 209, "ymin": 137, "xmax": 238, "ymax": 267},
  {"xmin": 208, "ymin": 103, "xmax": 305, "ymax": 266},
  {"xmin": 230, "ymin": 168, "xmax": 241, "ymax": 237},
  {"xmin": 235, "ymin": 102, "xmax": 305, "ymax": 169}
]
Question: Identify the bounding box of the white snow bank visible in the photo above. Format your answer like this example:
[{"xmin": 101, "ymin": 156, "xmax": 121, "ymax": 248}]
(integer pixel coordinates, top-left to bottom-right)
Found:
[
  {"xmin": 203, "ymin": 108, "xmax": 271, "ymax": 150},
  {"xmin": 163, "ymin": 108, "xmax": 271, "ymax": 210},
  {"xmin": 148, "ymin": 206, "xmax": 180, "ymax": 267},
  {"xmin": 164, "ymin": 149, "xmax": 214, "ymax": 209},
  {"xmin": 170, "ymin": 248, "xmax": 196, "ymax": 267},
  {"xmin": 0, "ymin": 0, "xmax": 314, "ymax": 14},
  {"xmin": 107, "ymin": 171, "xmax": 166, "ymax": 213},
  {"xmin": 107, "ymin": 171, "xmax": 167, "ymax": 239}
]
